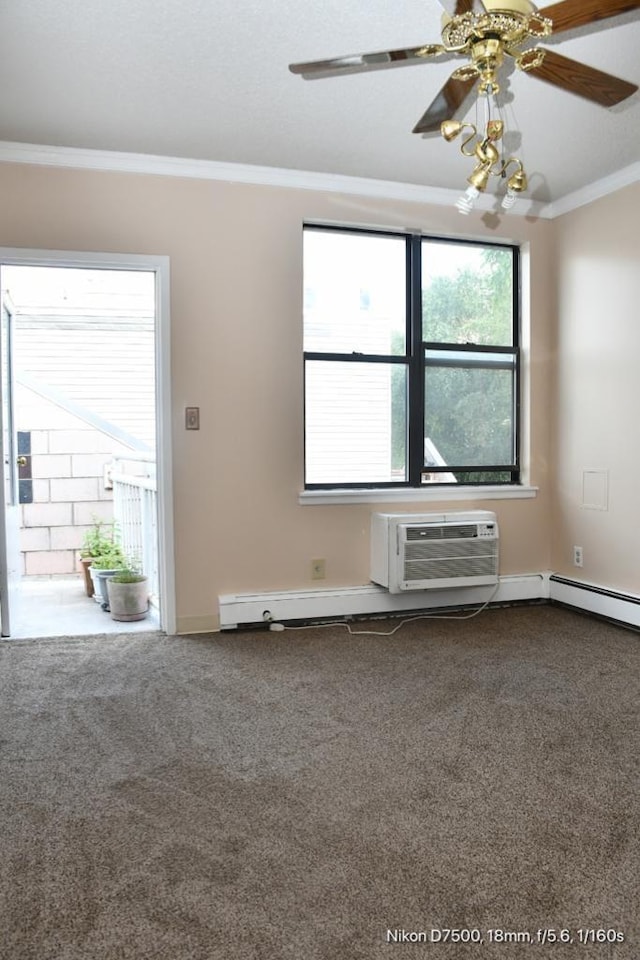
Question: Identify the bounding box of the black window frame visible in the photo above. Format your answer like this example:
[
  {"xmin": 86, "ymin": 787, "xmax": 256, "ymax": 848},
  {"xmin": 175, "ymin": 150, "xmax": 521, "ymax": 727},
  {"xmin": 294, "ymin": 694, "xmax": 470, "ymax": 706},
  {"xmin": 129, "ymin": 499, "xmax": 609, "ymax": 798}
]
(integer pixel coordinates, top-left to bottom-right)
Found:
[{"xmin": 303, "ymin": 224, "xmax": 521, "ymax": 490}]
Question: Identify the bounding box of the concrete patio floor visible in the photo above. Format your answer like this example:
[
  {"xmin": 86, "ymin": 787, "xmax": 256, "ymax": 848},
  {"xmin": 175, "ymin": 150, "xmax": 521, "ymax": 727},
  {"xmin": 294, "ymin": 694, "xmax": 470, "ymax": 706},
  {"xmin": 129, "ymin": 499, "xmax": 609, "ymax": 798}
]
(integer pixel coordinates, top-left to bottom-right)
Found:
[{"xmin": 6, "ymin": 576, "xmax": 161, "ymax": 639}]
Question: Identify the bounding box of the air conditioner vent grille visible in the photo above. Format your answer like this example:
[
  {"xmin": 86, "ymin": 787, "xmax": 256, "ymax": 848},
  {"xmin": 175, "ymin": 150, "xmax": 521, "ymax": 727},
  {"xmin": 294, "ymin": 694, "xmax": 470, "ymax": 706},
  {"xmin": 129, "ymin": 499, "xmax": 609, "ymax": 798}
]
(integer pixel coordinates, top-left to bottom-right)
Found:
[
  {"xmin": 406, "ymin": 523, "xmax": 477, "ymax": 541},
  {"xmin": 403, "ymin": 555, "xmax": 498, "ymax": 582},
  {"xmin": 405, "ymin": 540, "xmax": 494, "ymax": 561}
]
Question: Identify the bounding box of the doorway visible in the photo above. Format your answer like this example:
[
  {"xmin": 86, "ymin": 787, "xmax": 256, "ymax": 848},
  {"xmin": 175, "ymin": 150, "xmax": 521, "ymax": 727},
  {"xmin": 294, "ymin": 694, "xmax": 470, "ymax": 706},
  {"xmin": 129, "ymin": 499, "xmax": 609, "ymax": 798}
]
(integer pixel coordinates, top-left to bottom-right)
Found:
[{"xmin": 0, "ymin": 251, "xmax": 175, "ymax": 638}]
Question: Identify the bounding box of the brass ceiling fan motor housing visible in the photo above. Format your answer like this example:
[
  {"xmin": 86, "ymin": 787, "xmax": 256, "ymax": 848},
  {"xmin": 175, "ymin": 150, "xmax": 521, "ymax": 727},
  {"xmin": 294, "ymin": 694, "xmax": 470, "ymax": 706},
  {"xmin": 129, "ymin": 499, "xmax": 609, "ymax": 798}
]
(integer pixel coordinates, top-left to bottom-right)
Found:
[{"xmin": 443, "ymin": 2, "xmax": 553, "ymax": 92}]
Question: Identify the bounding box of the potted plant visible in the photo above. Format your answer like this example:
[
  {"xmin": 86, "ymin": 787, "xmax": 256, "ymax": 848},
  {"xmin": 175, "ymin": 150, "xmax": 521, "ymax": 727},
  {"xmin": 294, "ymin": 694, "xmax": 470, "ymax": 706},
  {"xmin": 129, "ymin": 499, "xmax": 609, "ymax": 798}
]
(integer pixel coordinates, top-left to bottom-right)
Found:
[
  {"xmin": 79, "ymin": 519, "xmax": 121, "ymax": 597},
  {"xmin": 90, "ymin": 549, "xmax": 128, "ymax": 609},
  {"xmin": 106, "ymin": 563, "xmax": 149, "ymax": 621}
]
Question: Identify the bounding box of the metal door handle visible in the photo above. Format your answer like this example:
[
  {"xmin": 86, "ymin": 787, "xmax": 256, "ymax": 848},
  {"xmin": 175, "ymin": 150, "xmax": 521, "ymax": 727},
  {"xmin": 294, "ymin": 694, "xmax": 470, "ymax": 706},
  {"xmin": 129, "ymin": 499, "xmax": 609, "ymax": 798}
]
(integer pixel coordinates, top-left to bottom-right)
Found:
[{"xmin": 17, "ymin": 456, "xmax": 27, "ymax": 467}]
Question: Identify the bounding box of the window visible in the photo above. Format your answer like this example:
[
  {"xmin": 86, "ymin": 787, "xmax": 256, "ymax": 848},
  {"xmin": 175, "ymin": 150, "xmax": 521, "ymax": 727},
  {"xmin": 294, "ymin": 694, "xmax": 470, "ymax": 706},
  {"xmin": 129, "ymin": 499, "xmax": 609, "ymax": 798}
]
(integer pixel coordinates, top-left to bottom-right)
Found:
[{"xmin": 303, "ymin": 226, "xmax": 520, "ymax": 488}]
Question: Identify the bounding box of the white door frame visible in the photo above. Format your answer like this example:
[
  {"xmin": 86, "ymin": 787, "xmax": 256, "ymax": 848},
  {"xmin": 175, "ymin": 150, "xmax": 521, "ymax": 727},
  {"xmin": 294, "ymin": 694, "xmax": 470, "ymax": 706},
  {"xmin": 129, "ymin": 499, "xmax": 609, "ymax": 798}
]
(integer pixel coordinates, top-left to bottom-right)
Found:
[
  {"xmin": 0, "ymin": 298, "xmax": 21, "ymax": 635},
  {"xmin": 0, "ymin": 248, "xmax": 176, "ymax": 635}
]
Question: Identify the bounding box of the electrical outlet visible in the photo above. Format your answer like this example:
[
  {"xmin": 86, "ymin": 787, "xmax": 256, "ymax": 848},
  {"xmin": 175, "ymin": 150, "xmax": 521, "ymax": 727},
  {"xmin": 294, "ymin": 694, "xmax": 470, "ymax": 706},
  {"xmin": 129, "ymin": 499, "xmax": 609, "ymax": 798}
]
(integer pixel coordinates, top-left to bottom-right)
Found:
[
  {"xmin": 311, "ymin": 558, "xmax": 326, "ymax": 580},
  {"xmin": 573, "ymin": 545, "xmax": 583, "ymax": 568}
]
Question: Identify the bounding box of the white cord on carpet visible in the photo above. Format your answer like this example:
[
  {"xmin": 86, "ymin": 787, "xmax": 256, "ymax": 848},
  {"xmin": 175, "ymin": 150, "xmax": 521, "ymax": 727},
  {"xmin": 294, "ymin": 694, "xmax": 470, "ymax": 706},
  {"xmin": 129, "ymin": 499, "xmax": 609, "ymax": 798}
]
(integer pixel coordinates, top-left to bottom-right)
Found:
[{"xmin": 271, "ymin": 583, "xmax": 501, "ymax": 636}]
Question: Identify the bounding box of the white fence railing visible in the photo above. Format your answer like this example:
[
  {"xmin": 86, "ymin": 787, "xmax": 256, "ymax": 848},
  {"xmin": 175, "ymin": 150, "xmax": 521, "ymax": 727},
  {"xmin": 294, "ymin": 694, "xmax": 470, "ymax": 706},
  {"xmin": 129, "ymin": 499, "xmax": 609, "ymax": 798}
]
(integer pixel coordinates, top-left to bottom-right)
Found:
[{"xmin": 111, "ymin": 455, "xmax": 159, "ymax": 603}]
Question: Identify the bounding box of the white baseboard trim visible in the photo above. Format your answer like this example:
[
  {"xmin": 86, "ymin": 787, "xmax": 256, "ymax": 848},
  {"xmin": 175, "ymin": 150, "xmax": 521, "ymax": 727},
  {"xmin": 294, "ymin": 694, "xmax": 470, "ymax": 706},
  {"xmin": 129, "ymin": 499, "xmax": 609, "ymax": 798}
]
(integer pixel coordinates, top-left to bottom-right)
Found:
[
  {"xmin": 549, "ymin": 575, "xmax": 640, "ymax": 630},
  {"xmin": 218, "ymin": 573, "xmax": 549, "ymax": 629}
]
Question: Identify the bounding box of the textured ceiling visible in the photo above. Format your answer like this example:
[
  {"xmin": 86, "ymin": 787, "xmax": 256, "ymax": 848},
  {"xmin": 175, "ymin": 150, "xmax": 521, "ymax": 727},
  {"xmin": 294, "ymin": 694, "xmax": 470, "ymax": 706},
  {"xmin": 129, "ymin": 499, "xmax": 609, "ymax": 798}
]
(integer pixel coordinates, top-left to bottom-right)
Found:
[{"xmin": 0, "ymin": 0, "xmax": 638, "ymax": 202}]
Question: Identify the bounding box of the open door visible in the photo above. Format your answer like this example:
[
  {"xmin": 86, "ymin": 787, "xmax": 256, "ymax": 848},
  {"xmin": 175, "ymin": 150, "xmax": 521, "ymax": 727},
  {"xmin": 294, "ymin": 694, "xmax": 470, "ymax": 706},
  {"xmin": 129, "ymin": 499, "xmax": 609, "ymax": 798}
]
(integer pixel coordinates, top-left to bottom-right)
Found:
[
  {"xmin": 0, "ymin": 300, "xmax": 22, "ymax": 636},
  {"xmin": 0, "ymin": 249, "xmax": 176, "ymax": 639}
]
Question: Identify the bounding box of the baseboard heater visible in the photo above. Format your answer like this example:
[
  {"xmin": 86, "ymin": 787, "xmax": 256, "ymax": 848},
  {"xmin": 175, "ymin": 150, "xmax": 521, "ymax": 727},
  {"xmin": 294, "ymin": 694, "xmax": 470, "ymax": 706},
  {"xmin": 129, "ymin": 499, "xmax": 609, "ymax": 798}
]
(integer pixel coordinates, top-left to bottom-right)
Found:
[
  {"xmin": 218, "ymin": 574, "xmax": 640, "ymax": 632},
  {"xmin": 549, "ymin": 575, "xmax": 640, "ymax": 630},
  {"xmin": 218, "ymin": 575, "xmax": 547, "ymax": 630}
]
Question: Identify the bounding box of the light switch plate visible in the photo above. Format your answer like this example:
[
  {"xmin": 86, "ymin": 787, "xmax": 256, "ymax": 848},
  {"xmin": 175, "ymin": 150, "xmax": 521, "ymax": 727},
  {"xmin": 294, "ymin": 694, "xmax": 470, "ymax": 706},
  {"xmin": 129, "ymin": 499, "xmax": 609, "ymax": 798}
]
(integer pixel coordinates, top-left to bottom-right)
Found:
[{"xmin": 185, "ymin": 407, "xmax": 200, "ymax": 430}]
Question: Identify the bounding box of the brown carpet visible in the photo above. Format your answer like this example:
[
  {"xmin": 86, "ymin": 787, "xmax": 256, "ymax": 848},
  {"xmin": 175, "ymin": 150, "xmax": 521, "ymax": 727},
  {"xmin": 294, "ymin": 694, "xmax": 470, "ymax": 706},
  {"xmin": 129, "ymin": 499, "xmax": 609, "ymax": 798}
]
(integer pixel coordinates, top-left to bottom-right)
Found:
[{"xmin": 0, "ymin": 604, "xmax": 638, "ymax": 959}]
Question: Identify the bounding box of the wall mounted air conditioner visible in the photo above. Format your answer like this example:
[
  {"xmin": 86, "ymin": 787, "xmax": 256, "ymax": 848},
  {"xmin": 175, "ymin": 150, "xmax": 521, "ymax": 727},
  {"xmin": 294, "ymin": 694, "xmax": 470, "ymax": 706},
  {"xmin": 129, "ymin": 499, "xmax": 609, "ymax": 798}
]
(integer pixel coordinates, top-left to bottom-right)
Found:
[{"xmin": 370, "ymin": 511, "xmax": 499, "ymax": 593}]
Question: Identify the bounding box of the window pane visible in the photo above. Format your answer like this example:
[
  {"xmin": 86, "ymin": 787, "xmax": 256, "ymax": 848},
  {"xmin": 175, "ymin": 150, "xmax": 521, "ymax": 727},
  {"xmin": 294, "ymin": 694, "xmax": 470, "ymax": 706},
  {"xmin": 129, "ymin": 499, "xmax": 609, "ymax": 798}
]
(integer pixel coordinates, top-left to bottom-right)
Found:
[
  {"xmin": 305, "ymin": 361, "xmax": 407, "ymax": 484},
  {"xmin": 424, "ymin": 366, "xmax": 514, "ymax": 468},
  {"xmin": 449, "ymin": 471, "xmax": 513, "ymax": 484},
  {"xmin": 422, "ymin": 241, "xmax": 513, "ymax": 346},
  {"xmin": 304, "ymin": 230, "xmax": 406, "ymax": 355}
]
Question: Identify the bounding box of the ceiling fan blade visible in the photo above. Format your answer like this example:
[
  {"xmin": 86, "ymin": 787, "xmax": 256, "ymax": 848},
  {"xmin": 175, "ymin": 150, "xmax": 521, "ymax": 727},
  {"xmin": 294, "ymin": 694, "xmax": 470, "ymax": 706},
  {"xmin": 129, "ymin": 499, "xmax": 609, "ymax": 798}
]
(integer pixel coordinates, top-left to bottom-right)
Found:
[
  {"xmin": 412, "ymin": 75, "xmax": 479, "ymax": 134},
  {"xmin": 538, "ymin": 0, "xmax": 640, "ymax": 34},
  {"xmin": 527, "ymin": 49, "xmax": 638, "ymax": 105},
  {"xmin": 289, "ymin": 43, "xmax": 447, "ymax": 79}
]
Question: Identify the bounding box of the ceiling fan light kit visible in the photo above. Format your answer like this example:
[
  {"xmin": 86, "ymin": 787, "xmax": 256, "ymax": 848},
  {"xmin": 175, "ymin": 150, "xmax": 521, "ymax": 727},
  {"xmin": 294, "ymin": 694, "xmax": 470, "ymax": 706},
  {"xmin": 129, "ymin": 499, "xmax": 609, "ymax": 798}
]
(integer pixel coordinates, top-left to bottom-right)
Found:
[
  {"xmin": 439, "ymin": 114, "xmax": 528, "ymax": 213},
  {"xmin": 289, "ymin": 0, "xmax": 639, "ymax": 212}
]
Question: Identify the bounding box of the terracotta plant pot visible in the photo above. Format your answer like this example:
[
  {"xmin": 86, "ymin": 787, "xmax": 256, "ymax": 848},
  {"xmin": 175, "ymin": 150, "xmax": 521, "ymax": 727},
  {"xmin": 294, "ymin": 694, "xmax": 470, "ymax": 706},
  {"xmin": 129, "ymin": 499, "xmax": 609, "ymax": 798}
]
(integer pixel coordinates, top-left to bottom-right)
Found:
[{"xmin": 79, "ymin": 556, "xmax": 95, "ymax": 597}]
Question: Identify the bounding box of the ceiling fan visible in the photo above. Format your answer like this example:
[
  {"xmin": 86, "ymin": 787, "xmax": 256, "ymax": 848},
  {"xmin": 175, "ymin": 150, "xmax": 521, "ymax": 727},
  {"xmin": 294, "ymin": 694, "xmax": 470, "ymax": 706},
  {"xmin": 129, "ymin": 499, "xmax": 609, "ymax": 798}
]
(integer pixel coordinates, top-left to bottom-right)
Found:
[{"xmin": 288, "ymin": 0, "xmax": 640, "ymax": 136}]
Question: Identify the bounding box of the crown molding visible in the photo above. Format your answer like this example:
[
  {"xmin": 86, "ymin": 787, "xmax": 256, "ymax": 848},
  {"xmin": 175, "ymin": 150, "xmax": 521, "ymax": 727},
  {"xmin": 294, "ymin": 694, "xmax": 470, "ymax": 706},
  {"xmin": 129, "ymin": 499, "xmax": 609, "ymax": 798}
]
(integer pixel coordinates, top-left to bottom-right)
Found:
[
  {"xmin": 2, "ymin": 139, "xmax": 637, "ymax": 220},
  {"xmin": 0, "ymin": 139, "xmax": 547, "ymax": 218},
  {"xmin": 543, "ymin": 161, "xmax": 640, "ymax": 218}
]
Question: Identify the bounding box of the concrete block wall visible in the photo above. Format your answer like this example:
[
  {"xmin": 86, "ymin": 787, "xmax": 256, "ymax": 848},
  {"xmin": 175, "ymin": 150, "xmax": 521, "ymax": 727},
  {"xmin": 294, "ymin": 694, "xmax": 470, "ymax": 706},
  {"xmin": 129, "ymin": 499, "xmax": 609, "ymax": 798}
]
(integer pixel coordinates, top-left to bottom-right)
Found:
[{"xmin": 17, "ymin": 385, "xmax": 136, "ymax": 576}]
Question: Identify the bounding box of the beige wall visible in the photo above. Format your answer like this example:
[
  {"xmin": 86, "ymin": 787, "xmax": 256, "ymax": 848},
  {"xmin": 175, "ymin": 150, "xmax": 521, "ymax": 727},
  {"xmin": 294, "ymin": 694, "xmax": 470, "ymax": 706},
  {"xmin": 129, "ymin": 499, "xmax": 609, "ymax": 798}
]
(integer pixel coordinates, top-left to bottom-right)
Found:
[
  {"xmin": 551, "ymin": 183, "xmax": 640, "ymax": 592},
  {"xmin": 0, "ymin": 162, "xmax": 555, "ymax": 631}
]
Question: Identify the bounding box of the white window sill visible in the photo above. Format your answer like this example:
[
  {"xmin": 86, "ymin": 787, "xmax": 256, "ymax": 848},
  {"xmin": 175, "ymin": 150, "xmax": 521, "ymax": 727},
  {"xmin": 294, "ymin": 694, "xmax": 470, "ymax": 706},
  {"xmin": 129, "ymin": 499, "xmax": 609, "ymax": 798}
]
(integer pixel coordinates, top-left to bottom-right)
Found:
[{"xmin": 299, "ymin": 485, "xmax": 538, "ymax": 506}]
